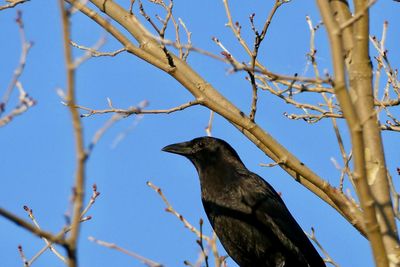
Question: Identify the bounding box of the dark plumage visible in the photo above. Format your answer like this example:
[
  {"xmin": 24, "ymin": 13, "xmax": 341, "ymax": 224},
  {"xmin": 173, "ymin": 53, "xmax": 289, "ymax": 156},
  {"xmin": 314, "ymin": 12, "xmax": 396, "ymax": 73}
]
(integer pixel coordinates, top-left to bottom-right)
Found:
[{"xmin": 162, "ymin": 137, "xmax": 325, "ymax": 267}]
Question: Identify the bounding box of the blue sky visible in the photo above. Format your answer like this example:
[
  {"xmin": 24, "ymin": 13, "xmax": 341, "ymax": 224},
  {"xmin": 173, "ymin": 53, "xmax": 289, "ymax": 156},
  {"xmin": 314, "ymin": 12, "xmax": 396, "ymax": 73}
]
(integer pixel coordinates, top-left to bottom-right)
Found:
[{"xmin": 1, "ymin": 1, "xmax": 399, "ymax": 266}]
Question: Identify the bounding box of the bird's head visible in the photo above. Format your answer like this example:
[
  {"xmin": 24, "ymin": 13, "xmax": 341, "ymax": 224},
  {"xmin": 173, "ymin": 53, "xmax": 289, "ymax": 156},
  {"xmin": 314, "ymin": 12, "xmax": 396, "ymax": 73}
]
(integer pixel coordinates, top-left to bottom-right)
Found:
[{"xmin": 162, "ymin": 136, "xmax": 244, "ymax": 170}]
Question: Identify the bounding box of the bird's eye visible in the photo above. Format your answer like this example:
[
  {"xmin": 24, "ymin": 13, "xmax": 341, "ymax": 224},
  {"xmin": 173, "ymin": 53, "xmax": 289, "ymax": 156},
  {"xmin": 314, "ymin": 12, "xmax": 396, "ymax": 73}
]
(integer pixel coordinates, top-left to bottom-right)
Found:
[{"xmin": 197, "ymin": 142, "xmax": 205, "ymax": 149}]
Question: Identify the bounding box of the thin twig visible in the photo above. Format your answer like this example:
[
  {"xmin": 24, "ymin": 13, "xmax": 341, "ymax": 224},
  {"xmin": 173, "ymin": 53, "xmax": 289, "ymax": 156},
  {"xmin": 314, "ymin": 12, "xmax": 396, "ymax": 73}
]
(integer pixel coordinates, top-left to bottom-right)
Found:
[
  {"xmin": 67, "ymin": 99, "xmax": 200, "ymax": 117},
  {"xmin": 0, "ymin": 207, "xmax": 66, "ymax": 245},
  {"xmin": 337, "ymin": 152, "xmax": 354, "ymax": 192},
  {"xmin": 307, "ymin": 227, "xmax": 340, "ymax": 267},
  {"xmin": 259, "ymin": 159, "xmax": 286, "ymax": 168},
  {"xmin": 246, "ymin": 0, "xmax": 288, "ymax": 122},
  {"xmin": 196, "ymin": 219, "xmax": 209, "ymax": 267},
  {"xmin": 150, "ymin": 31, "xmax": 331, "ymax": 86},
  {"xmin": 387, "ymin": 173, "xmax": 400, "ymax": 220},
  {"xmin": 1, "ymin": 10, "xmax": 33, "ymax": 113},
  {"xmin": 70, "ymin": 39, "xmax": 126, "ymax": 67},
  {"xmin": 27, "ymin": 218, "xmax": 91, "ymax": 266},
  {"xmin": 242, "ymin": 65, "xmax": 331, "ymax": 85},
  {"xmin": 247, "ymin": 73, "xmax": 258, "ymax": 122},
  {"xmin": 306, "ymin": 16, "xmax": 354, "ymax": 192},
  {"xmin": 87, "ymin": 113, "xmax": 122, "ymax": 153},
  {"xmin": 370, "ymin": 31, "xmax": 399, "ymax": 94},
  {"xmin": 23, "ymin": 206, "xmax": 66, "ymax": 263},
  {"xmin": 0, "ymin": 82, "xmax": 36, "ymax": 127},
  {"xmin": 26, "ymin": 187, "xmax": 98, "ymax": 266},
  {"xmin": 146, "ymin": 181, "xmax": 210, "ymax": 241},
  {"xmin": 205, "ymin": 110, "xmax": 214, "ymax": 137},
  {"xmin": 138, "ymin": 0, "xmax": 175, "ymax": 67},
  {"xmin": 65, "ymin": 0, "xmax": 174, "ymax": 72},
  {"xmin": 89, "ymin": 236, "xmax": 164, "ymax": 267},
  {"xmin": 209, "ymin": 232, "xmax": 224, "ymax": 267},
  {"xmin": 111, "ymin": 112, "xmax": 145, "ymax": 149},
  {"xmin": 339, "ymin": 0, "xmax": 377, "ymax": 30},
  {"xmin": 179, "ymin": 18, "xmax": 191, "ymax": 61},
  {"xmin": 17, "ymin": 245, "xmax": 29, "ymax": 267},
  {"xmin": 154, "ymin": 34, "xmax": 225, "ymax": 61}
]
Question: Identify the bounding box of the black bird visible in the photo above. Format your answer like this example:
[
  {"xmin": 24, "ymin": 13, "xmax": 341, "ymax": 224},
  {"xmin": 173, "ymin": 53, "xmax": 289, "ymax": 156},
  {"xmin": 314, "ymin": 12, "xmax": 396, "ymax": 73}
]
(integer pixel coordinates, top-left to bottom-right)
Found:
[{"xmin": 162, "ymin": 137, "xmax": 326, "ymax": 267}]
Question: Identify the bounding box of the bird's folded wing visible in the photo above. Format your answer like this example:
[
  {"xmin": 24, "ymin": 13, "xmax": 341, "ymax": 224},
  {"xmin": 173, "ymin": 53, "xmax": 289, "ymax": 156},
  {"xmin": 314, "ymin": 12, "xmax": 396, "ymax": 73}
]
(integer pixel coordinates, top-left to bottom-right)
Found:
[{"xmin": 238, "ymin": 170, "xmax": 322, "ymax": 265}]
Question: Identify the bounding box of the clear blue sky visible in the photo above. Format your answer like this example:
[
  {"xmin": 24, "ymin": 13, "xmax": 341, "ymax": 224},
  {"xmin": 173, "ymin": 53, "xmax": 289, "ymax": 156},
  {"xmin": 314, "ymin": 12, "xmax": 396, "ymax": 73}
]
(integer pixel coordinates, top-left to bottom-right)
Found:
[{"xmin": 1, "ymin": 1, "xmax": 399, "ymax": 266}]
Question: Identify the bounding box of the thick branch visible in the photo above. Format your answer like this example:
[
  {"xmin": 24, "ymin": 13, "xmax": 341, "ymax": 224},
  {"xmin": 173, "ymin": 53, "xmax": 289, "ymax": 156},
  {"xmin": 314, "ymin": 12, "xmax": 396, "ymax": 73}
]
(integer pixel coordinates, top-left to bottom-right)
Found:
[
  {"xmin": 316, "ymin": 1, "xmax": 387, "ymax": 266},
  {"xmin": 351, "ymin": 0, "xmax": 399, "ymax": 263},
  {"xmin": 65, "ymin": 0, "xmax": 173, "ymax": 72}
]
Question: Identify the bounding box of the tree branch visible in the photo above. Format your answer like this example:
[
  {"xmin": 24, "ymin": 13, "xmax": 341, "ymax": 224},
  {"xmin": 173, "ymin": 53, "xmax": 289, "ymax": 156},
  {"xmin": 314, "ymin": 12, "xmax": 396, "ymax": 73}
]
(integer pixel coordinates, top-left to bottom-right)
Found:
[
  {"xmin": 0, "ymin": 0, "xmax": 29, "ymax": 11},
  {"xmin": 59, "ymin": 1, "xmax": 87, "ymax": 266},
  {"xmin": 89, "ymin": 236, "xmax": 164, "ymax": 267},
  {"xmin": 316, "ymin": 1, "xmax": 388, "ymax": 266},
  {"xmin": 0, "ymin": 207, "xmax": 66, "ymax": 245},
  {"xmin": 67, "ymin": 99, "xmax": 200, "ymax": 117},
  {"xmin": 351, "ymin": 0, "xmax": 399, "ymax": 263}
]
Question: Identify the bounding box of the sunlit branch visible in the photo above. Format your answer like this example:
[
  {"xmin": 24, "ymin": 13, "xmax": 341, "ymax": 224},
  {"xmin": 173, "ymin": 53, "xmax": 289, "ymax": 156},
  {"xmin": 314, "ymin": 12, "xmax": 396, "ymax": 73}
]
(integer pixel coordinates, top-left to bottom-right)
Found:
[
  {"xmin": 89, "ymin": 236, "xmax": 164, "ymax": 267},
  {"xmin": 0, "ymin": 208, "xmax": 66, "ymax": 245},
  {"xmin": 66, "ymin": 99, "xmax": 200, "ymax": 117},
  {"xmin": 0, "ymin": 0, "xmax": 29, "ymax": 11}
]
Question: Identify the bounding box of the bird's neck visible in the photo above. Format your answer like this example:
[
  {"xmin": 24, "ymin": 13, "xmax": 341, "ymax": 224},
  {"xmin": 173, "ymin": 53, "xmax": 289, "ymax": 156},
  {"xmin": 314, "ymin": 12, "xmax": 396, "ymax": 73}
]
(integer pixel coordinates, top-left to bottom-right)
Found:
[{"xmin": 198, "ymin": 160, "xmax": 245, "ymax": 200}]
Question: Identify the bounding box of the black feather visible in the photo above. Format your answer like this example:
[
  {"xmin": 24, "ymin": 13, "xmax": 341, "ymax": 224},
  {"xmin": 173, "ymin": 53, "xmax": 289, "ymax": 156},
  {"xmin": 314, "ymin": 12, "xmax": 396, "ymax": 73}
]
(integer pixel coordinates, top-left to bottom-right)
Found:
[{"xmin": 162, "ymin": 136, "xmax": 326, "ymax": 267}]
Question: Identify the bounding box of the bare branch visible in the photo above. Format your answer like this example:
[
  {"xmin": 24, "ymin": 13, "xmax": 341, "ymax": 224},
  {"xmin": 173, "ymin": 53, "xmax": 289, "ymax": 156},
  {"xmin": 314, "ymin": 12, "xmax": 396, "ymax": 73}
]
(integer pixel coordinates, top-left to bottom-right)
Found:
[
  {"xmin": 70, "ymin": 39, "xmax": 126, "ymax": 67},
  {"xmin": 388, "ymin": 172, "xmax": 400, "ymax": 220},
  {"xmin": 316, "ymin": 0, "xmax": 387, "ymax": 265},
  {"xmin": 196, "ymin": 219, "xmax": 210, "ymax": 267},
  {"xmin": 205, "ymin": 110, "xmax": 214, "ymax": 137},
  {"xmin": 259, "ymin": 160, "xmax": 285, "ymax": 168},
  {"xmin": 26, "ymin": 188, "xmax": 98, "ymax": 266},
  {"xmin": 17, "ymin": 245, "xmax": 28, "ymax": 267},
  {"xmin": 66, "ymin": 0, "xmax": 174, "ymax": 72},
  {"xmin": 67, "ymin": 99, "xmax": 200, "ymax": 117},
  {"xmin": 247, "ymin": 73, "xmax": 258, "ymax": 122},
  {"xmin": 307, "ymin": 227, "xmax": 340, "ymax": 267},
  {"xmin": 339, "ymin": 0, "xmax": 377, "ymax": 30},
  {"xmin": 1, "ymin": 10, "xmax": 33, "ymax": 116},
  {"xmin": 23, "ymin": 206, "xmax": 66, "ymax": 263},
  {"xmin": 59, "ymin": 1, "xmax": 87, "ymax": 266},
  {"xmin": 147, "ymin": 181, "xmax": 210, "ymax": 241},
  {"xmin": 89, "ymin": 236, "xmax": 164, "ymax": 267},
  {"xmin": 0, "ymin": 207, "xmax": 66, "ymax": 245},
  {"xmin": 0, "ymin": 82, "xmax": 36, "ymax": 127},
  {"xmin": 283, "ymin": 112, "xmax": 342, "ymax": 123},
  {"xmin": 0, "ymin": 0, "xmax": 29, "ymax": 11},
  {"xmin": 87, "ymin": 113, "xmax": 123, "ymax": 153}
]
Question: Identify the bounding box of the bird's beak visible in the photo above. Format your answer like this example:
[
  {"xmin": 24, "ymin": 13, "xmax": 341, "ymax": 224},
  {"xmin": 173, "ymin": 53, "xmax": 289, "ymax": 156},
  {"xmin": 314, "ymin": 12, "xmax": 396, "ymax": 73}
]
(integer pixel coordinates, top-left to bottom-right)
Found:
[{"xmin": 162, "ymin": 141, "xmax": 192, "ymax": 155}]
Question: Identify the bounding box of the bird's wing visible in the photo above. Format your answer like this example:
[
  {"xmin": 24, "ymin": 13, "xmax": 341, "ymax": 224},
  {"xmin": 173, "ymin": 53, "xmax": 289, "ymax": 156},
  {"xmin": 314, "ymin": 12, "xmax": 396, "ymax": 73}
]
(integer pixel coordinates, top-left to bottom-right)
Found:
[{"xmin": 238, "ymin": 170, "xmax": 325, "ymax": 267}]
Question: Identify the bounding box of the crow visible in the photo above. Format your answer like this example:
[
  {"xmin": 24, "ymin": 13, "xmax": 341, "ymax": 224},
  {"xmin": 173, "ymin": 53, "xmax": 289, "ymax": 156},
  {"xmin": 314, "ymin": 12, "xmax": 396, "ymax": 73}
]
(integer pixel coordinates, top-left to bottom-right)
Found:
[{"xmin": 162, "ymin": 136, "xmax": 326, "ymax": 267}]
